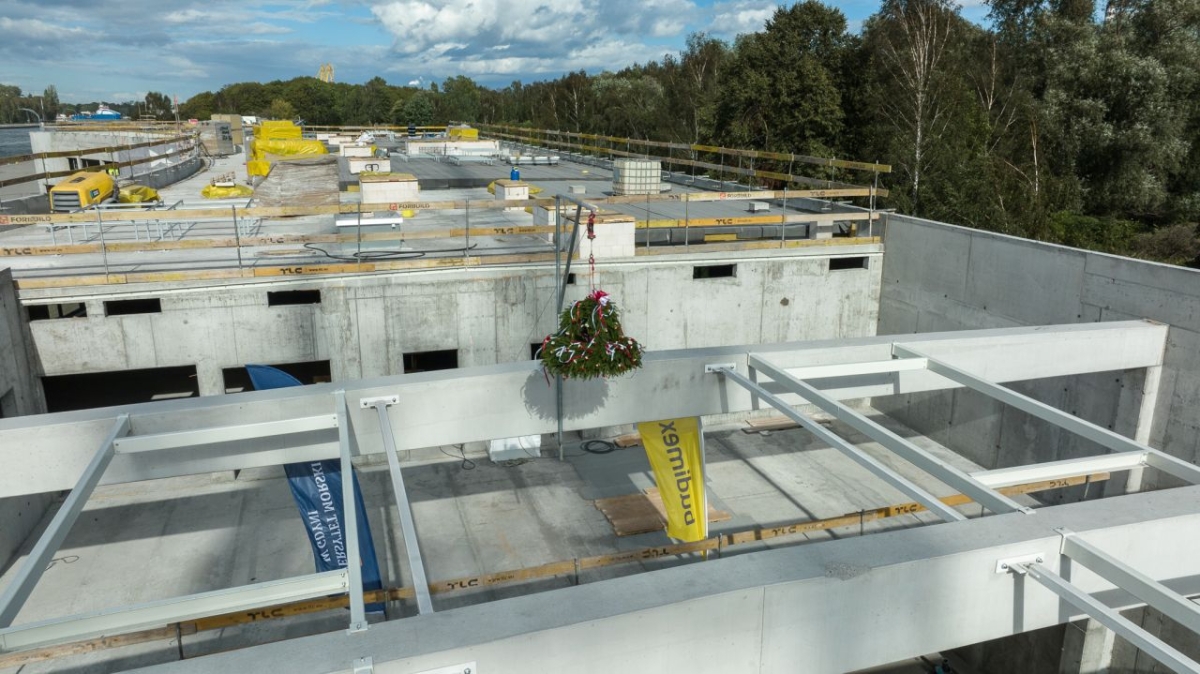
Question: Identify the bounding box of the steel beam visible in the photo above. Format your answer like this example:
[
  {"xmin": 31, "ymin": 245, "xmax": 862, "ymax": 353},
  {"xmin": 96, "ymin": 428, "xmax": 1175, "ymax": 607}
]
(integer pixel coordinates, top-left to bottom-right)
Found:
[
  {"xmin": 372, "ymin": 403, "xmax": 434, "ymax": 615},
  {"xmin": 972, "ymin": 452, "xmax": 1147, "ymax": 489},
  {"xmin": 336, "ymin": 391, "xmax": 368, "ymax": 632},
  {"xmin": 0, "ymin": 415, "xmax": 129, "ymax": 628},
  {"xmin": 0, "ymin": 570, "xmax": 348, "ymax": 652},
  {"xmin": 1016, "ymin": 562, "xmax": 1200, "ymax": 674},
  {"xmin": 749, "ymin": 355, "xmax": 1030, "ymax": 515},
  {"xmin": 894, "ymin": 345, "xmax": 1200, "ymax": 486},
  {"xmin": 783, "ymin": 358, "xmax": 928, "ymax": 381},
  {"xmin": 1060, "ymin": 530, "xmax": 1200, "ymax": 635},
  {"xmin": 112, "ymin": 414, "xmax": 338, "ymax": 454},
  {"xmin": 1145, "ymin": 450, "xmax": 1200, "ymax": 485},
  {"xmin": 894, "ymin": 344, "xmax": 1144, "ymax": 453},
  {"xmin": 716, "ymin": 367, "xmax": 966, "ymax": 522}
]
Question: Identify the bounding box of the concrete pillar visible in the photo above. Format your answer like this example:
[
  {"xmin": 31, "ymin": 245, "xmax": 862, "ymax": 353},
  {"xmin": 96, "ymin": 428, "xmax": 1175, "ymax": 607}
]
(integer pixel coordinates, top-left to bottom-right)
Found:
[
  {"xmin": 195, "ymin": 360, "xmax": 225, "ymax": 397},
  {"xmin": 1059, "ymin": 619, "xmax": 1116, "ymax": 674},
  {"xmin": 1125, "ymin": 364, "xmax": 1162, "ymax": 493}
]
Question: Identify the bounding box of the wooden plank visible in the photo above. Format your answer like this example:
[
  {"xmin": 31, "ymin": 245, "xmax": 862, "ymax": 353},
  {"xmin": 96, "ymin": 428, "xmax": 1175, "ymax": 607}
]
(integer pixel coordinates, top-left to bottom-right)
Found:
[
  {"xmin": 744, "ymin": 416, "xmax": 802, "ymax": 432},
  {"xmin": 594, "ymin": 487, "xmax": 731, "ymax": 537},
  {"xmin": 634, "ymin": 236, "xmax": 882, "ymax": 256},
  {"xmin": 613, "ymin": 433, "xmax": 642, "ymax": 448}
]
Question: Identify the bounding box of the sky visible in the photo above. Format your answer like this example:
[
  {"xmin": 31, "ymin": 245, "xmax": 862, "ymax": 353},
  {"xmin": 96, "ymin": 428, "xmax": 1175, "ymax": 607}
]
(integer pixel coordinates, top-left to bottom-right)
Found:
[{"xmin": 0, "ymin": 0, "xmax": 989, "ymax": 105}]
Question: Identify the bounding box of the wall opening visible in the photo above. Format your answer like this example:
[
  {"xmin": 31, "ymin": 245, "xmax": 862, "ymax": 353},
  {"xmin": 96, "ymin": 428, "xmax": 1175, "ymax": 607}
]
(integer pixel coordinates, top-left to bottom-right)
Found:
[
  {"xmin": 223, "ymin": 360, "xmax": 332, "ymax": 394},
  {"xmin": 566, "ymin": 273, "xmax": 577, "ymax": 285},
  {"xmin": 268, "ymin": 289, "xmax": 322, "ymax": 306},
  {"xmin": 693, "ymin": 264, "xmax": 737, "ymax": 279},
  {"xmin": 829, "ymin": 256, "xmax": 869, "ymax": 271},
  {"xmin": 27, "ymin": 302, "xmax": 86, "ymax": 321},
  {"xmin": 42, "ymin": 365, "xmax": 199, "ymax": 413},
  {"xmin": 530, "ymin": 342, "xmax": 545, "ymax": 359},
  {"xmin": 104, "ymin": 298, "xmax": 162, "ymax": 316},
  {"xmin": 403, "ymin": 349, "xmax": 459, "ymax": 373}
]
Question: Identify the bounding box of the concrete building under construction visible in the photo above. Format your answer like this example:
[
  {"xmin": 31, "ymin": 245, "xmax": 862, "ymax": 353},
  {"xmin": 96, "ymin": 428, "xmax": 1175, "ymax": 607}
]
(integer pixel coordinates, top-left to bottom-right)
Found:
[{"xmin": 0, "ymin": 122, "xmax": 1198, "ymax": 674}]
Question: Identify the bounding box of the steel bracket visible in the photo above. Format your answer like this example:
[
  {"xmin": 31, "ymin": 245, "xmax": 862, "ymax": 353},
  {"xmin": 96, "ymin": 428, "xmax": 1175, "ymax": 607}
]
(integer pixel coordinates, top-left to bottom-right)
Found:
[
  {"xmin": 353, "ymin": 656, "xmax": 374, "ymax": 673},
  {"xmin": 704, "ymin": 363, "xmax": 736, "ymax": 374},
  {"xmin": 360, "ymin": 395, "xmax": 399, "ymax": 409},
  {"xmin": 996, "ymin": 552, "xmax": 1045, "ymax": 574}
]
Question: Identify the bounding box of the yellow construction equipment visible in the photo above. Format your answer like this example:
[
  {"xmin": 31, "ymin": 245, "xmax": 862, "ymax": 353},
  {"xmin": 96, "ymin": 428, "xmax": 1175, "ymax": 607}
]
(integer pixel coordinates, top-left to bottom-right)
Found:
[{"xmin": 48, "ymin": 171, "xmax": 119, "ymax": 212}]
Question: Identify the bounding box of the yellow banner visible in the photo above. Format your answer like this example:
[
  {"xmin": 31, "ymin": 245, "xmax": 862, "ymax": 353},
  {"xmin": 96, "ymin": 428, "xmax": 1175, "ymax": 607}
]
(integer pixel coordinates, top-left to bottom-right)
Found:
[{"xmin": 637, "ymin": 418, "xmax": 707, "ymax": 542}]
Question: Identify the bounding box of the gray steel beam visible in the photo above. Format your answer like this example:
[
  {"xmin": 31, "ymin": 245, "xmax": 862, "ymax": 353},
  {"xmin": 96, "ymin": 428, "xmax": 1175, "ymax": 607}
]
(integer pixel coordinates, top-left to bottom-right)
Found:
[
  {"xmin": 1016, "ymin": 562, "xmax": 1200, "ymax": 674},
  {"xmin": 893, "ymin": 344, "xmax": 1200, "ymax": 486},
  {"xmin": 336, "ymin": 391, "xmax": 368, "ymax": 632},
  {"xmin": 0, "ymin": 322, "xmax": 1170, "ymax": 499},
  {"xmin": 1060, "ymin": 530, "xmax": 1200, "ymax": 635},
  {"xmin": 972, "ymin": 452, "xmax": 1147, "ymax": 489},
  {"xmin": 371, "ymin": 402, "xmax": 434, "ymax": 615},
  {"xmin": 716, "ymin": 367, "xmax": 966, "ymax": 522},
  {"xmin": 750, "ymin": 354, "xmax": 1030, "ymax": 515},
  {"xmin": 0, "ymin": 414, "xmax": 129, "ymax": 628},
  {"xmin": 113, "ymin": 414, "xmax": 338, "ymax": 454},
  {"xmin": 0, "ymin": 570, "xmax": 348, "ymax": 652}
]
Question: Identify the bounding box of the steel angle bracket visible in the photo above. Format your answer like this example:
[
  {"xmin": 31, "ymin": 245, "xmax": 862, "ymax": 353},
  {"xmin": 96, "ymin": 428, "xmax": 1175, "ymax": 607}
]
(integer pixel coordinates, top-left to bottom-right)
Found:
[
  {"xmin": 996, "ymin": 552, "xmax": 1046, "ymax": 574},
  {"xmin": 360, "ymin": 395, "xmax": 399, "ymax": 409},
  {"xmin": 353, "ymin": 656, "xmax": 374, "ymax": 673}
]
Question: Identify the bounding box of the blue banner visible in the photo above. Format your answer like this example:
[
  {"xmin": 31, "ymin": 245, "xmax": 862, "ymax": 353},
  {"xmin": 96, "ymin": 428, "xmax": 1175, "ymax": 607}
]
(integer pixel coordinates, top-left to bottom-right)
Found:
[{"xmin": 246, "ymin": 365, "xmax": 385, "ymax": 614}]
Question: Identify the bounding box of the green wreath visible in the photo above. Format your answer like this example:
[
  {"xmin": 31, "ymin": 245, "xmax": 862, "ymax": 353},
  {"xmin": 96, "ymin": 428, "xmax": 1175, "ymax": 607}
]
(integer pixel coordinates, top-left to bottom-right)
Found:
[{"xmin": 539, "ymin": 290, "xmax": 644, "ymax": 380}]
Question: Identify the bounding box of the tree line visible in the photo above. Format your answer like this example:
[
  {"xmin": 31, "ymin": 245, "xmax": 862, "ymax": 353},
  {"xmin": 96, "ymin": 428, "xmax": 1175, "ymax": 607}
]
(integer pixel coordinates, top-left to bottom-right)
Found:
[{"xmin": 0, "ymin": 87, "xmax": 176, "ymax": 123}]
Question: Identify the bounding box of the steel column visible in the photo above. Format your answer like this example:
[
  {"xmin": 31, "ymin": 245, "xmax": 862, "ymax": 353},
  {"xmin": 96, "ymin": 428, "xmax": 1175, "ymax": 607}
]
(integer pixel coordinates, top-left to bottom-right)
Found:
[
  {"xmin": 1060, "ymin": 530, "xmax": 1200, "ymax": 635},
  {"xmin": 371, "ymin": 403, "xmax": 434, "ymax": 614},
  {"xmin": 335, "ymin": 391, "xmax": 368, "ymax": 632},
  {"xmin": 0, "ymin": 414, "xmax": 130, "ymax": 628},
  {"xmin": 716, "ymin": 367, "xmax": 966, "ymax": 522},
  {"xmin": 749, "ymin": 355, "xmax": 1030, "ymax": 515},
  {"xmin": 1016, "ymin": 562, "xmax": 1200, "ymax": 674}
]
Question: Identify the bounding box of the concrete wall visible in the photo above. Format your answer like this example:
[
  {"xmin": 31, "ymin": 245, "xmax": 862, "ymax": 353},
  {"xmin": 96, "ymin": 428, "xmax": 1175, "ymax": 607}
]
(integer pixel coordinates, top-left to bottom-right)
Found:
[
  {"xmin": 29, "ymin": 130, "xmax": 195, "ymax": 185},
  {"xmin": 0, "ymin": 268, "xmax": 52, "ymax": 573},
  {"xmin": 877, "ymin": 214, "xmax": 1200, "ymax": 672},
  {"xmin": 878, "ymin": 214, "xmax": 1197, "ymax": 484},
  {"xmin": 23, "ymin": 247, "xmax": 883, "ymax": 397}
]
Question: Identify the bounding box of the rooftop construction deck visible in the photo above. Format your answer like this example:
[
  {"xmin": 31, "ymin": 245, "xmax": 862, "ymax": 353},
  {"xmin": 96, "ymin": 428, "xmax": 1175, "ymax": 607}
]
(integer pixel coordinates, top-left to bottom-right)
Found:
[{"xmin": 0, "ymin": 124, "xmax": 1198, "ymax": 674}]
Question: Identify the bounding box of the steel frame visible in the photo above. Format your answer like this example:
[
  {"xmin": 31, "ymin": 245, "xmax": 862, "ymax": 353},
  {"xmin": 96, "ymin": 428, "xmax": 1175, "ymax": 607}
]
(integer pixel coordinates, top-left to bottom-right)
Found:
[
  {"xmin": 1013, "ymin": 561, "xmax": 1200, "ymax": 673},
  {"xmin": 892, "ymin": 345, "xmax": 1200, "ymax": 486},
  {"xmin": 0, "ymin": 323, "xmax": 1193, "ymax": 661},
  {"xmin": 747, "ymin": 355, "xmax": 1031, "ymax": 515},
  {"xmin": 0, "ymin": 415, "xmax": 130, "ymax": 628},
  {"xmin": 0, "ymin": 392, "xmax": 372, "ymax": 653},
  {"xmin": 717, "ymin": 366, "xmax": 966, "ymax": 522}
]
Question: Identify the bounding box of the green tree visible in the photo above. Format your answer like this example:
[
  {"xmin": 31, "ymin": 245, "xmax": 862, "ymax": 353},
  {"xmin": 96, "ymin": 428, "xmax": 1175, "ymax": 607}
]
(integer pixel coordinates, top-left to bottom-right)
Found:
[
  {"xmin": 268, "ymin": 98, "xmax": 296, "ymax": 120},
  {"xmin": 400, "ymin": 91, "xmax": 436, "ymax": 126},
  {"xmin": 143, "ymin": 91, "xmax": 172, "ymax": 120},
  {"xmin": 439, "ymin": 75, "xmax": 482, "ymax": 123},
  {"xmin": 713, "ymin": 1, "xmax": 851, "ymax": 155}
]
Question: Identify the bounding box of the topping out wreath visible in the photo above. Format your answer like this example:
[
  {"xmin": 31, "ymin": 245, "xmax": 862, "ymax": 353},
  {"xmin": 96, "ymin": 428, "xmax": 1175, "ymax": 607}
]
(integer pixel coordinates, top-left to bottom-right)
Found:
[{"xmin": 539, "ymin": 290, "xmax": 644, "ymax": 380}]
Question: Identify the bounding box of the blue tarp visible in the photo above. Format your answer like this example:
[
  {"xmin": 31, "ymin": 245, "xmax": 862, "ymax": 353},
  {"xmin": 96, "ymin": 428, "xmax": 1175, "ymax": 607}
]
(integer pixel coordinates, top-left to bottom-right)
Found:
[{"xmin": 245, "ymin": 364, "xmax": 385, "ymax": 614}]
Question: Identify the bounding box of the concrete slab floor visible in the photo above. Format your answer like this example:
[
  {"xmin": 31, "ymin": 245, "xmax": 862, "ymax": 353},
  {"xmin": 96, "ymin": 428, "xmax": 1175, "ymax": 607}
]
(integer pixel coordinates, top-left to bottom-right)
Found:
[{"xmin": 0, "ymin": 408, "xmax": 1049, "ymax": 673}]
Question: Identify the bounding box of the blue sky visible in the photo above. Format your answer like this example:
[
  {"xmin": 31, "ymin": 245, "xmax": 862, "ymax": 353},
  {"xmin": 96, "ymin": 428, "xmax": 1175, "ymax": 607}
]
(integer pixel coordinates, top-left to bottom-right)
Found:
[{"xmin": 0, "ymin": 0, "xmax": 989, "ymax": 105}]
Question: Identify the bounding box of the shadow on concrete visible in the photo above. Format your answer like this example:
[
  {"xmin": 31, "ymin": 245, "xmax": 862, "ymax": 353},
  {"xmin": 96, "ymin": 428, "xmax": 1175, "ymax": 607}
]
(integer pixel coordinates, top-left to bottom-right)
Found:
[{"xmin": 521, "ymin": 368, "xmax": 610, "ymax": 421}]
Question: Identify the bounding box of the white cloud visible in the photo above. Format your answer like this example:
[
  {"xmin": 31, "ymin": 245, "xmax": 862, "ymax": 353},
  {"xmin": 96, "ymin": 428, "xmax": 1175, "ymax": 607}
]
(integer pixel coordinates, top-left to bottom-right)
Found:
[
  {"xmin": 369, "ymin": 0, "xmax": 691, "ymax": 71},
  {"xmin": 707, "ymin": 0, "xmax": 779, "ymax": 39},
  {"xmin": 0, "ymin": 16, "xmax": 88, "ymax": 42}
]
